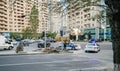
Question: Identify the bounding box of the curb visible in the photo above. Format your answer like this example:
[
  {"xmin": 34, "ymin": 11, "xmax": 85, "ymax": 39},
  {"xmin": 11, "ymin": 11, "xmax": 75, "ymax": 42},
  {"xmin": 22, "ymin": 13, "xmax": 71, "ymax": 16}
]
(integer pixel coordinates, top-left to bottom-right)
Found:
[
  {"xmin": 0, "ymin": 51, "xmax": 74, "ymax": 56},
  {"xmin": 0, "ymin": 52, "xmax": 46, "ymax": 56}
]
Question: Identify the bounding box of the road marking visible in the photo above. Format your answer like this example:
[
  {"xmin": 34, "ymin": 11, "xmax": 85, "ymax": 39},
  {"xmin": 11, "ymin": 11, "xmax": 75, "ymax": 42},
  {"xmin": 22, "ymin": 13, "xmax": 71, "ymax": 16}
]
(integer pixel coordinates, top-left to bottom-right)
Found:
[{"xmin": 0, "ymin": 59, "xmax": 84, "ymax": 67}]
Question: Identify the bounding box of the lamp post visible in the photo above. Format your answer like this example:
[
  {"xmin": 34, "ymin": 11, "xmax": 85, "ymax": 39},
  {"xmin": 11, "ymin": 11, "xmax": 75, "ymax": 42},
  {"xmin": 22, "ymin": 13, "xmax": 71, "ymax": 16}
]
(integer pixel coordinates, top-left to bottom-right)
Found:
[
  {"xmin": 60, "ymin": 0, "xmax": 66, "ymax": 50},
  {"xmin": 60, "ymin": 9, "xmax": 64, "ymax": 50},
  {"xmin": 41, "ymin": 12, "xmax": 47, "ymax": 48}
]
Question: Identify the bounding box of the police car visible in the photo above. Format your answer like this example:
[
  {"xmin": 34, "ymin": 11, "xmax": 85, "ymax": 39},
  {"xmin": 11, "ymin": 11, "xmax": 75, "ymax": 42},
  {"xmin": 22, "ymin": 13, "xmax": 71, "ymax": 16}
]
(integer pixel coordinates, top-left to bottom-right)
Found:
[{"xmin": 84, "ymin": 41, "xmax": 100, "ymax": 53}]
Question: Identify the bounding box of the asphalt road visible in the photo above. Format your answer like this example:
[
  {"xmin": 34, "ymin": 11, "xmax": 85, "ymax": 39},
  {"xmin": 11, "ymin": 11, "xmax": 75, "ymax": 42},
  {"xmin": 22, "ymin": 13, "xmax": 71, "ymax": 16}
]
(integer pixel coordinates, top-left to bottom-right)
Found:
[
  {"xmin": 0, "ymin": 42, "xmax": 113, "ymax": 71},
  {"xmin": 0, "ymin": 54, "xmax": 111, "ymax": 71}
]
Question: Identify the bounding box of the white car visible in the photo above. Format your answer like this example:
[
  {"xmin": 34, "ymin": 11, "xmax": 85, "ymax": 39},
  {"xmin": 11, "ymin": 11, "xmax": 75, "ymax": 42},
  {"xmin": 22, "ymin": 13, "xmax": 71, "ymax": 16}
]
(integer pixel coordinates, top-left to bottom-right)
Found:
[
  {"xmin": 84, "ymin": 43, "xmax": 100, "ymax": 53},
  {"xmin": 0, "ymin": 35, "xmax": 14, "ymax": 50},
  {"xmin": 11, "ymin": 40, "xmax": 18, "ymax": 45},
  {"xmin": 0, "ymin": 43, "xmax": 14, "ymax": 50}
]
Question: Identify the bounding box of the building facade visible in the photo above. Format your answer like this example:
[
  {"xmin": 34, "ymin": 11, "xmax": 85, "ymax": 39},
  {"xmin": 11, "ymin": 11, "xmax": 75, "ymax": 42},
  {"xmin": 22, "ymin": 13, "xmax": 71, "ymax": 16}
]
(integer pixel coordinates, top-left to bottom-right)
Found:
[
  {"xmin": 38, "ymin": 0, "xmax": 49, "ymax": 33},
  {"xmin": 0, "ymin": 0, "xmax": 50, "ymax": 34},
  {"xmin": 67, "ymin": 0, "xmax": 111, "ymax": 40},
  {"xmin": 0, "ymin": 0, "xmax": 8, "ymax": 33},
  {"xmin": 7, "ymin": 0, "xmax": 33, "ymax": 33}
]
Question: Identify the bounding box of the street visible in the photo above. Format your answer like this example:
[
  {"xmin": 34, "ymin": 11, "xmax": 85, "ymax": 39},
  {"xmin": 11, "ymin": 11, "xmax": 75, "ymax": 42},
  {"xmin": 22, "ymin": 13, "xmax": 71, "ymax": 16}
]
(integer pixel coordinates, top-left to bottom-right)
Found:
[{"xmin": 0, "ymin": 42, "xmax": 113, "ymax": 71}]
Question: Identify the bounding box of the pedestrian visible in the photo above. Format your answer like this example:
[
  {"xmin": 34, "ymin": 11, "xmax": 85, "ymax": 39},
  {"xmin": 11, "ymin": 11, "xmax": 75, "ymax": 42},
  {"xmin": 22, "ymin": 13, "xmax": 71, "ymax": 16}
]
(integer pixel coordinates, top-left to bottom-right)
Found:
[{"xmin": 63, "ymin": 41, "xmax": 67, "ymax": 50}]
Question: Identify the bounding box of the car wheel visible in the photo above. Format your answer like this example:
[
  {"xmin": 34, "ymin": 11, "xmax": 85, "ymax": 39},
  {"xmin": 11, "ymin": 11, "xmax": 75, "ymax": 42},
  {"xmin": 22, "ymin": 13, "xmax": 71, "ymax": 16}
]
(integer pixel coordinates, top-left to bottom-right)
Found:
[
  {"xmin": 4, "ymin": 48, "xmax": 7, "ymax": 50},
  {"xmin": 85, "ymin": 51, "xmax": 88, "ymax": 53},
  {"xmin": 38, "ymin": 45, "xmax": 41, "ymax": 48},
  {"xmin": 8, "ymin": 46, "xmax": 13, "ymax": 50}
]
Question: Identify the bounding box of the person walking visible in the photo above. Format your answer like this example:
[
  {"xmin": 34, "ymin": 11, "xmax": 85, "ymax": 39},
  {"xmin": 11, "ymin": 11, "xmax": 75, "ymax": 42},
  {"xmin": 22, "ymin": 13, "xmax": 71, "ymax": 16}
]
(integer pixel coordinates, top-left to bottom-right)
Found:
[{"xmin": 63, "ymin": 41, "xmax": 67, "ymax": 50}]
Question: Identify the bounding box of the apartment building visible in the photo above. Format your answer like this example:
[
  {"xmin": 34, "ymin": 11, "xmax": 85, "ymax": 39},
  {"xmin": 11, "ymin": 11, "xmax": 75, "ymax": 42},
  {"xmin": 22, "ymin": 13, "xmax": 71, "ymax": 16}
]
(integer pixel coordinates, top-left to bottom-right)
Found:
[
  {"xmin": 50, "ymin": 0, "xmax": 62, "ymax": 34},
  {"xmin": 38, "ymin": 0, "xmax": 49, "ymax": 33},
  {"xmin": 7, "ymin": 0, "xmax": 33, "ymax": 33},
  {"xmin": 67, "ymin": 0, "xmax": 111, "ymax": 40},
  {"xmin": 0, "ymin": 0, "xmax": 50, "ymax": 35},
  {"xmin": 0, "ymin": 0, "xmax": 7, "ymax": 33},
  {"xmin": 49, "ymin": 0, "xmax": 68, "ymax": 35}
]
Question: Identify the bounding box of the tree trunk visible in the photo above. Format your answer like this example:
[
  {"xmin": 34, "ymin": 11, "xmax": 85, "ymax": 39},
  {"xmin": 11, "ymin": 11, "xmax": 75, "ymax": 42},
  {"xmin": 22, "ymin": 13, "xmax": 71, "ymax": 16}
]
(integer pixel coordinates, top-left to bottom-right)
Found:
[
  {"xmin": 110, "ymin": 9, "xmax": 120, "ymax": 71},
  {"xmin": 114, "ymin": 64, "xmax": 120, "ymax": 71},
  {"xmin": 105, "ymin": 0, "xmax": 120, "ymax": 70}
]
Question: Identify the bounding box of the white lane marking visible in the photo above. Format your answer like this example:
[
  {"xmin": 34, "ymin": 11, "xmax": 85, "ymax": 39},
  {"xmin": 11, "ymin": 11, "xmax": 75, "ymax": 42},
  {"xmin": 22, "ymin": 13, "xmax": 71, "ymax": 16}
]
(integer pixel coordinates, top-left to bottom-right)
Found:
[{"xmin": 0, "ymin": 59, "xmax": 82, "ymax": 67}]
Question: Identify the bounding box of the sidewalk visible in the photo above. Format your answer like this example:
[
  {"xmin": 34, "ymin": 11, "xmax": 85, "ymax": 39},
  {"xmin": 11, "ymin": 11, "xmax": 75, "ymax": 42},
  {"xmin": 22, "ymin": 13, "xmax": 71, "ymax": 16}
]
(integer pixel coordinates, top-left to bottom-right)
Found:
[
  {"xmin": 0, "ymin": 47, "xmax": 82, "ymax": 56},
  {"xmin": 0, "ymin": 46, "xmax": 44, "ymax": 56}
]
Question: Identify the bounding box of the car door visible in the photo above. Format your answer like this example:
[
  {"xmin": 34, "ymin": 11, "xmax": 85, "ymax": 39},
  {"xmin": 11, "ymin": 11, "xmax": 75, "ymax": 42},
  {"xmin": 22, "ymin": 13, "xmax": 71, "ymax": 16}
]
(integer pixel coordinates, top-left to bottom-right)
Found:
[{"xmin": 0, "ymin": 43, "xmax": 8, "ymax": 50}]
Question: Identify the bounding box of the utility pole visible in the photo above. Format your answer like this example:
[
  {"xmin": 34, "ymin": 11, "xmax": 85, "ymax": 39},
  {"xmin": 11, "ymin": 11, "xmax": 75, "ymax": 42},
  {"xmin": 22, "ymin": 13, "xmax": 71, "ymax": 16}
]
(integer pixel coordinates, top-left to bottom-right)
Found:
[
  {"xmin": 43, "ymin": 14, "xmax": 46, "ymax": 48},
  {"xmin": 60, "ymin": 0, "xmax": 64, "ymax": 50}
]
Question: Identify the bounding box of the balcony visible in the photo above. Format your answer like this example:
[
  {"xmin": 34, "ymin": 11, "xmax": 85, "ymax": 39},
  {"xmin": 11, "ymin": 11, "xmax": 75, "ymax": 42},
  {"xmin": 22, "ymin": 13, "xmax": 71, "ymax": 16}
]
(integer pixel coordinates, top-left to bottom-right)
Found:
[
  {"xmin": 83, "ymin": 7, "xmax": 90, "ymax": 12},
  {"xmin": 0, "ymin": 28, "xmax": 8, "ymax": 32},
  {"xmin": 0, "ymin": 13, "xmax": 7, "ymax": 18},
  {"xmin": 0, "ymin": 24, "xmax": 7, "ymax": 30},
  {"xmin": 0, "ymin": 17, "xmax": 7, "ymax": 21},
  {"xmin": 0, "ymin": 2, "xmax": 5, "ymax": 5},
  {"xmin": 0, "ymin": 9, "xmax": 7, "ymax": 13}
]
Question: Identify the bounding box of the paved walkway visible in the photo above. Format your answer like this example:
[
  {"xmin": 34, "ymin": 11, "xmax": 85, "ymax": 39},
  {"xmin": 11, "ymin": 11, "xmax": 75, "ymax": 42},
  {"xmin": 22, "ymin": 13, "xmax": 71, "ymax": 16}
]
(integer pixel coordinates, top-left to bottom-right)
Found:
[
  {"xmin": 0, "ymin": 41, "xmax": 112, "ymax": 56},
  {"xmin": 0, "ymin": 45, "xmax": 43, "ymax": 56}
]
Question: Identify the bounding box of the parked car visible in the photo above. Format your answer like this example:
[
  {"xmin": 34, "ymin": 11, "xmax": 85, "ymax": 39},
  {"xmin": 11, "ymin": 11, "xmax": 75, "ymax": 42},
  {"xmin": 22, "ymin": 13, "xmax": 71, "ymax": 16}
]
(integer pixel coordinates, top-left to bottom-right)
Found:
[
  {"xmin": 50, "ymin": 41, "xmax": 81, "ymax": 50},
  {"xmin": 37, "ymin": 40, "xmax": 51, "ymax": 48},
  {"xmin": 11, "ymin": 40, "xmax": 18, "ymax": 45},
  {"xmin": 84, "ymin": 43, "xmax": 100, "ymax": 53},
  {"xmin": 0, "ymin": 36, "xmax": 14, "ymax": 50},
  {"xmin": 21, "ymin": 39, "xmax": 31, "ymax": 46},
  {"xmin": 0, "ymin": 42, "xmax": 14, "ymax": 50},
  {"xmin": 66, "ymin": 42, "xmax": 77, "ymax": 50},
  {"xmin": 49, "ymin": 39, "xmax": 56, "ymax": 43}
]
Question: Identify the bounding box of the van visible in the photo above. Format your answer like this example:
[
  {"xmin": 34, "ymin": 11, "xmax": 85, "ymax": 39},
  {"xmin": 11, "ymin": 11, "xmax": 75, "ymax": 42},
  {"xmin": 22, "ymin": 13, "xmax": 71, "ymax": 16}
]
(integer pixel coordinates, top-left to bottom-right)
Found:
[{"xmin": 0, "ymin": 35, "xmax": 14, "ymax": 50}]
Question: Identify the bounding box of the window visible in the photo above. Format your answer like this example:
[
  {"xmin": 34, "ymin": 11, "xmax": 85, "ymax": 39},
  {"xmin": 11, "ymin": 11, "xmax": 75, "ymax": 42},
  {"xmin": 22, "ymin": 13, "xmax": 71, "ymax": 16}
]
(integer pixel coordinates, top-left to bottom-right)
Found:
[
  {"xmin": 81, "ymin": 17, "xmax": 83, "ymax": 19},
  {"xmin": 81, "ymin": 12, "xmax": 83, "ymax": 14},
  {"xmin": 76, "ymin": 12, "xmax": 79, "ymax": 15}
]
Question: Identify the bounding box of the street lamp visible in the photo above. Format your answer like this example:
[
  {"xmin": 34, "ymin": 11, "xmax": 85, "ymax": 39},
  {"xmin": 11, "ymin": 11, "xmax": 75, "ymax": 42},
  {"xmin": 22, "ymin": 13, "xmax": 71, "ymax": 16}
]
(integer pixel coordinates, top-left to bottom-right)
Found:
[{"xmin": 42, "ymin": 13, "xmax": 47, "ymax": 48}]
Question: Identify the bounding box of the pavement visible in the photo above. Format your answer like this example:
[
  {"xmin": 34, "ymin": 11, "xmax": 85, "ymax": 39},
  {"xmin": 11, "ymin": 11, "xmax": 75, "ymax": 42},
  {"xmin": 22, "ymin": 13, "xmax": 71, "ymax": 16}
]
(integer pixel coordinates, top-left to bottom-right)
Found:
[
  {"xmin": 0, "ymin": 41, "xmax": 112, "ymax": 56},
  {"xmin": 0, "ymin": 45, "xmax": 44, "ymax": 56},
  {"xmin": 0, "ymin": 42, "xmax": 113, "ymax": 71},
  {"xmin": 0, "ymin": 45, "xmax": 80, "ymax": 56}
]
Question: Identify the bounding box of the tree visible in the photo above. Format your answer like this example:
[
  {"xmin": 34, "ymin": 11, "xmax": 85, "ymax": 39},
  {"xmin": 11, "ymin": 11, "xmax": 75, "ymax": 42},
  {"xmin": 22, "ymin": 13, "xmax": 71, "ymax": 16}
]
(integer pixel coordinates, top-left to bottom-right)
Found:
[
  {"xmin": 105, "ymin": 0, "xmax": 120, "ymax": 71},
  {"xmin": 22, "ymin": 27, "xmax": 32, "ymax": 39},
  {"xmin": 10, "ymin": 32, "xmax": 21, "ymax": 39},
  {"xmin": 67, "ymin": 0, "xmax": 120, "ymax": 70},
  {"xmin": 88, "ymin": 32, "xmax": 91, "ymax": 40},
  {"xmin": 29, "ymin": 5, "xmax": 39, "ymax": 39},
  {"xmin": 64, "ymin": 0, "xmax": 120, "ymax": 70}
]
